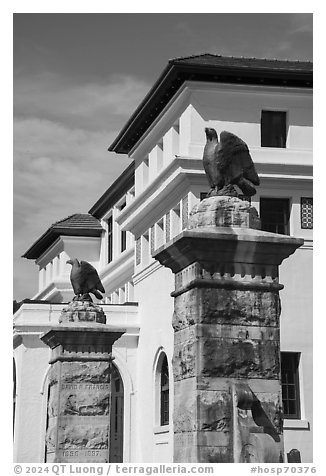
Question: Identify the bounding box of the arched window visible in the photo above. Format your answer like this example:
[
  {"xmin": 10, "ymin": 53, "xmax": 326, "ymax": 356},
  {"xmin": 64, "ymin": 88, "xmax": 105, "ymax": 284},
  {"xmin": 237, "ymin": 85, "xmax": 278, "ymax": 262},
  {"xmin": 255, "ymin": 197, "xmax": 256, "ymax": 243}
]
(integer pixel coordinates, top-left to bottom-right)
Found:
[
  {"xmin": 110, "ymin": 364, "xmax": 124, "ymax": 462},
  {"xmin": 13, "ymin": 358, "xmax": 16, "ymax": 436},
  {"xmin": 160, "ymin": 355, "xmax": 169, "ymax": 426}
]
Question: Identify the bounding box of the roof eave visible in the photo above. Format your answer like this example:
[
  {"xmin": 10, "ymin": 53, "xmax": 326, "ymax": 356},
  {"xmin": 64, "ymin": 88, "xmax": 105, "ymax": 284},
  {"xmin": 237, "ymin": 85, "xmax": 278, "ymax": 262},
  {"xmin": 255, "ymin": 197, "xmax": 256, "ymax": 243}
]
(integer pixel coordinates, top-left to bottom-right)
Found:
[
  {"xmin": 22, "ymin": 227, "xmax": 103, "ymax": 260},
  {"xmin": 89, "ymin": 161, "xmax": 135, "ymax": 219},
  {"xmin": 108, "ymin": 61, "xmax": 312, "ymax": 155},
  {"xmin": 108, "ymin": 62, "xmax": 176, "ymax": 153}
]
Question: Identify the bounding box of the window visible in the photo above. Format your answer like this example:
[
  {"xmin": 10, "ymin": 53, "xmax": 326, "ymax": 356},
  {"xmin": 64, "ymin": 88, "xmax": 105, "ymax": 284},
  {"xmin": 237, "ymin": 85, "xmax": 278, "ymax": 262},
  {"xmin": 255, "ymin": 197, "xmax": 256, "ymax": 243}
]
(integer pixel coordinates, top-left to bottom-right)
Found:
[
  {"xmin": 301, "ymin": 197, "xmax": 313, "ymax": 229},
  {"xmin": 118, "ymin": 202, "xmax": 127, "ymax": 253},
  {"xmin": 260, "ymin": 198, "xmax": 290, "ymax": 235},
  {"xmin": 121, "ymin": 231, "xmax": 127, "ymax": 252},
  {"xmin": 13, "ymin": 358, "xmax": 16, "ymax": 435},
  {"xmin": 160, "ymin": 355, "xmax": 169, "ymax": 426},
  {"xmin": 261, "ymin": 110, "xmax": 287, "ymax": 148},
  {"xmin": 281, "ymin": 352, "xmax": 301, "ymax": 419},
  {"xmin": 110, "ymin": 365, "xmax": 124, "ymax": 462},
  {"xmin": 107, "ymin": 216, "xmax": 113, "ymax": 263}
]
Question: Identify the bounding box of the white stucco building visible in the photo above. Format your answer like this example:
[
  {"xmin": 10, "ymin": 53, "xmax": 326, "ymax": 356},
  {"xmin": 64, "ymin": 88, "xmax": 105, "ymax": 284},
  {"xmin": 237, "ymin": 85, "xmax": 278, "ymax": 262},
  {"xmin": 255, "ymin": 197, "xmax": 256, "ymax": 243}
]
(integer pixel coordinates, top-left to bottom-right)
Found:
[{"xmin": 13, "ymin": 54, "xmax": 313, "ymax": 463}]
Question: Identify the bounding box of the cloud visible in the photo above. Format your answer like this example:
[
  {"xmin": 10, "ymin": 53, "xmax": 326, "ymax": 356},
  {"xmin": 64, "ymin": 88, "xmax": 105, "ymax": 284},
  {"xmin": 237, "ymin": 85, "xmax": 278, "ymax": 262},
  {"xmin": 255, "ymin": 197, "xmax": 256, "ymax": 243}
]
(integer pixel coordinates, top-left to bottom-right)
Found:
[
  {"xmin": 13, "ymin": 72, "xmax": 151, "ymax": 300},
  {"xmin": 14, "ymin": 72, "xmax": 151, "ymax": 131},
  {"xmin": 14, "ymin": 116, "xmax": 130, "ymax": 244},
  {"xmin": 13, "ymin": 117, "xmax": 132, "ymax": 300},
  {"xmin": 289, "ymin": 13, "xmax": 313, "ymax": 36}
]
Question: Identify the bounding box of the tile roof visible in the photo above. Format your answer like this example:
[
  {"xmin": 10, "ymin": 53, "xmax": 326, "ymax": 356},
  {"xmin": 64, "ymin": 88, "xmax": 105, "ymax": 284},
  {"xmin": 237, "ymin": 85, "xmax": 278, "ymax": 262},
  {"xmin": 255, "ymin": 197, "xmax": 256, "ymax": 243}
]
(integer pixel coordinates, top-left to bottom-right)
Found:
[
  {"xmin": 170, "ymin": 53, "xmax": 312, "ymax": 72},
  {"xmin": 51, "ymin": 213, "xmax": 103, "ymax": 230},
  {"xmin": 109, "ymin": 53, "xmax": 313, "ymax": 155},
  {"xmin": 23, "ymin": 213, "xmax": 103, "ymax": 260}
]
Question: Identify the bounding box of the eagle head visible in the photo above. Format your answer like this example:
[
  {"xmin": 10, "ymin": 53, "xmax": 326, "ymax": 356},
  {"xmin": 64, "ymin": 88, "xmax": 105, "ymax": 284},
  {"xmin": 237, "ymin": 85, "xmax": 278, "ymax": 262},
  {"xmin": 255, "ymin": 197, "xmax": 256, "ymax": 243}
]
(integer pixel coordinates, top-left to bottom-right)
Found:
[
  {"xmin": 205, "ymin": 127, "xmax": 218, "ymax": 141},
  {"xmin": 66, "ymin": 258, "xmax": 79, "ymax": 266}
]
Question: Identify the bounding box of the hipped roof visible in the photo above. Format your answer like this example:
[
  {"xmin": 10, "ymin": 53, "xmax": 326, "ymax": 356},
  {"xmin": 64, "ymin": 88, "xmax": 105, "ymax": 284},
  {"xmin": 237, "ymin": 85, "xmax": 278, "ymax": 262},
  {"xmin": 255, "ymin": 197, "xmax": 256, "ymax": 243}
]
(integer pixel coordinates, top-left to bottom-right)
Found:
[{"xmin": 109, "ymin": 53, "xmax": 313, "ymax": 155}]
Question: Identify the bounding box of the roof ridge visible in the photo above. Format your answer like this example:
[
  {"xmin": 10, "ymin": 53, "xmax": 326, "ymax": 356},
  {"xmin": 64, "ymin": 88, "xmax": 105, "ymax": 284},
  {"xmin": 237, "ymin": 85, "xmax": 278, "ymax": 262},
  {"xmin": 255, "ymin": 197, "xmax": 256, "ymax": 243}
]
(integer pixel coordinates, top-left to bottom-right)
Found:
[
  {"xmin": 169, "ymin": 52, "xmax": 312, "ymax": 64},
  {"xmin": 169, "ymin": 52, "xmax": 221, "ymax": 62}
]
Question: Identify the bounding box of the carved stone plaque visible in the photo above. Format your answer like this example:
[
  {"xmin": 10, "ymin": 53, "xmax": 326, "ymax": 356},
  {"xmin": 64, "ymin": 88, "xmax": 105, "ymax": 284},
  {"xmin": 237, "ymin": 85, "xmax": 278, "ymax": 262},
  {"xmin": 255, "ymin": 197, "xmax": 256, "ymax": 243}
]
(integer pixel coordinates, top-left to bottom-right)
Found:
[
  {"xmin": 41, "ymin": 324, "xmax": 125, "ymax": 464},
  {"xmin": 46, "ymin": 366, "xmax": 112, "ymax": 463}
]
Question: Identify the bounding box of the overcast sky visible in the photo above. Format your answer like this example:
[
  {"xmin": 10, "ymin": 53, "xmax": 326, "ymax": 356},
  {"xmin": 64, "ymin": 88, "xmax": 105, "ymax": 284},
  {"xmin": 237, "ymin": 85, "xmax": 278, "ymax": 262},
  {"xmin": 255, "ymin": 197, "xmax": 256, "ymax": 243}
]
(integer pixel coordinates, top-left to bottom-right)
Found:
[{"xmin": 13, "ymin": 12, "xmax": 313, "ymax": 301}]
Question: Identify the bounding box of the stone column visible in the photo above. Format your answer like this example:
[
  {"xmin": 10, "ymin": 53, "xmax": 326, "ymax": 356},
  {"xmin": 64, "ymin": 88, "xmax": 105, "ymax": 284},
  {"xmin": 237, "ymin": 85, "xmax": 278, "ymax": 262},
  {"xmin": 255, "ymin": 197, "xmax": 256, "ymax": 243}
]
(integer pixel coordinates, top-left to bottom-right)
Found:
[
  {"xmin": 154, "ymin": 196, "xmax": 303, "ymax": 463},
  {"xmin": 41, "ymin": 299, "xmax": 125, "ymax": 463}
]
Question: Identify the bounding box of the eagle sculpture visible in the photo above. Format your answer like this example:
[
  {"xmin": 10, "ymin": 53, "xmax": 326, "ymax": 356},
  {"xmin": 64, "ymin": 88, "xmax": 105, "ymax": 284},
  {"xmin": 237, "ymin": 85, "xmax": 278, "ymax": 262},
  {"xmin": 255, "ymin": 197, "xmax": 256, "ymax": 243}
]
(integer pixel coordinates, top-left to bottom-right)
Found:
[
  {"xmin": 203, "ymin": 128, "xmax": 260, "ymax": 197},
  {"xmin": 66, "ymin": 258, "xmax": 105, "ymax": 300}
]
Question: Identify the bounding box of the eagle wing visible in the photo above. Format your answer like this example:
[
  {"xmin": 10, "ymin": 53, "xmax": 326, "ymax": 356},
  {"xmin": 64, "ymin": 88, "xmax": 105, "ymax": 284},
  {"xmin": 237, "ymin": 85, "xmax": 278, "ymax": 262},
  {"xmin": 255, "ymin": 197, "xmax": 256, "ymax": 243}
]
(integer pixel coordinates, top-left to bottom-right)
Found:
[
  {"xmin": 70, "ymin": 270, "xmax": 81, "ymax": 295},
  {"xmin": 80, "ymin": 261, "xmax": 105, "ymax": 293},
  {"xmin": 218, "ymin": 131, "xmax": 259, "ymax": 185}
]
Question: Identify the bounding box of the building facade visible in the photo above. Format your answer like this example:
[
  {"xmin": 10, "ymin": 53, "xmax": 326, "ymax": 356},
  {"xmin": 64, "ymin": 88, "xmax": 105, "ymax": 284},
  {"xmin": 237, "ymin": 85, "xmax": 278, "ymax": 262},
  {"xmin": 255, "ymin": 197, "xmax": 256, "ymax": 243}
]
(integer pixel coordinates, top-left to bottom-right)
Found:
[{"xmin": 14, "ymin": 54, "xmax": 313, "ymax": 463}]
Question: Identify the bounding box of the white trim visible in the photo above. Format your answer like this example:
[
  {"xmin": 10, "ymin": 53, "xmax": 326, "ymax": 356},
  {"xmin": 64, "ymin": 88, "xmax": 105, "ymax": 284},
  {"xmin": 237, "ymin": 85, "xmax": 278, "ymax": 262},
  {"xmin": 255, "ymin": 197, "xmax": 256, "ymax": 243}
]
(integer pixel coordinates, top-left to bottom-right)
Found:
[
  {"xmin": 153, "ymin": 425, "xmax": 170, "ymax": 435},
  {"xmin": 39, "ymin": 369, "xmax": 50, "ymax": 462},
  {"xmin": 133, "ymin": 261, "xmax": 162, "ymax": 285},
  {"xmin": 39, "ymin": 365, "xmax": 51, "ymax": 395},
  {"xmin": 283, "ymin": 419, "xmax": 310, "ymax": 430}
]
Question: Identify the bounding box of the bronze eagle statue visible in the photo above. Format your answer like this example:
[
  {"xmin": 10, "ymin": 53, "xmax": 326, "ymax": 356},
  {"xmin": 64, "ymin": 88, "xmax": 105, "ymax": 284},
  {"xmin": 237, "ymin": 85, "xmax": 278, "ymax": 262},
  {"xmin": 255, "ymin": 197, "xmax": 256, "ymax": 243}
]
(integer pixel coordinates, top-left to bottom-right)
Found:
[
  {"xmin": 203, "ymin": 128, "xmax": 260, "ymax": 197},
  {"xmin": 66, "ymin": 258, "xmax": 105, "ymax": 300}
]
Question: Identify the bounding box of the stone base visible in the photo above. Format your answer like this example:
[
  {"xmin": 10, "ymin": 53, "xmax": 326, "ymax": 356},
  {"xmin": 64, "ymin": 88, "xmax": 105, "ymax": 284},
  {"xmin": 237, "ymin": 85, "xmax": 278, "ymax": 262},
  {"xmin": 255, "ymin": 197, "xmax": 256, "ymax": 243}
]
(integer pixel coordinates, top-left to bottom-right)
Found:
[
  {"xmin": 41, "ymin": 298, "xmax": 125, "ymax": 463},
  {"xmin": 59, "ymin": 299, "xmax": 106, "ymax": 324},
  {"xmin": 188, "ymin": 196, "xmax": 260, "ymax": 230}
]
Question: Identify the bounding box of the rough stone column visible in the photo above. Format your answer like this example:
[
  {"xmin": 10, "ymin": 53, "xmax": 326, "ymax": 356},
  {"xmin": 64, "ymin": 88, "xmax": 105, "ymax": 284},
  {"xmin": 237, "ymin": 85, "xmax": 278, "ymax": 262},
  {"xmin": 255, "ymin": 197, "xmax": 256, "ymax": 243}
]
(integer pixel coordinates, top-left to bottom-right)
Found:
[
  {"xmin": 41, "ymin": 299, "xmax": 125, "ymax": 463},
  {"xmin": 154, "ymin": 196, "xmax": 303, "ymax": 463}
]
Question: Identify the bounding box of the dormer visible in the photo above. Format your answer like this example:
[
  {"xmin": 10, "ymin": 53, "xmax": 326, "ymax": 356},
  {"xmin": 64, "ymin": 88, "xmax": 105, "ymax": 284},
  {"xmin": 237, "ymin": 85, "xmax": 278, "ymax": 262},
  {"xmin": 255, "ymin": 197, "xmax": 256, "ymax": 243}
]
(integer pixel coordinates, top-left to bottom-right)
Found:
[{"xmin": 22, "ymin": 213, "xmax": 104, "ymax": 302}]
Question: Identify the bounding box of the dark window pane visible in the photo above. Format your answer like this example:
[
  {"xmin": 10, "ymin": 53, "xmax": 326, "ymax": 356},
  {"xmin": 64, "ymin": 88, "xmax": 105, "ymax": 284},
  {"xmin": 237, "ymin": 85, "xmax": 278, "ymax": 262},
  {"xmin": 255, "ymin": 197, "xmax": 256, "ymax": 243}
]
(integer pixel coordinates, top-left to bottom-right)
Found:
[
  {"xmin": 285, "ymin": 372, "xmax": 294, "ymax": 384},
  {"xmin": 160, "ymin": 355, "xmax": 169, "ymax": 426},
  {"xmin": 281, "ymin": 352, "xmax": 301, "ymax": 419},
  {"xmin": 283, "ymin": 400, "xmax": 289, "ymax": 416},
  {"xmin": 287, "ymin": 386, "xmax": 295, "ymax": 399},
  {"xmin": 261, "ymin": 111, "xmax": 287, "ymax": 148},
  {"xmin": 121, "ymin": 230, "xmax": 126, "ymax": 252},
  {"xmin": 260, "ymin": 198, "xmax": 290, "ymax": 235},
  {"xmin": 107, "ymin": 216, "xmax": 113, "ymax": 263},
  {"xmin": 288, "ymin": 400, "xmax": 296, "ymax": 415}
]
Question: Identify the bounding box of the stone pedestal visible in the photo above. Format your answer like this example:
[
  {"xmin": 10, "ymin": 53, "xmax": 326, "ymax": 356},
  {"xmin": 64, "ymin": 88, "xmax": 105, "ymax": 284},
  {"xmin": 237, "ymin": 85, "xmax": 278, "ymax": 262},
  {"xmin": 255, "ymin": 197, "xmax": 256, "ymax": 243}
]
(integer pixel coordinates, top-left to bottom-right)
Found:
[
  {"xmin": 41, "ymin": 299, "xmax": 125, "ymax": 463},
  {"xmin": 154, "ymin": 196, "xmax": 303, "ymax": 463}
]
